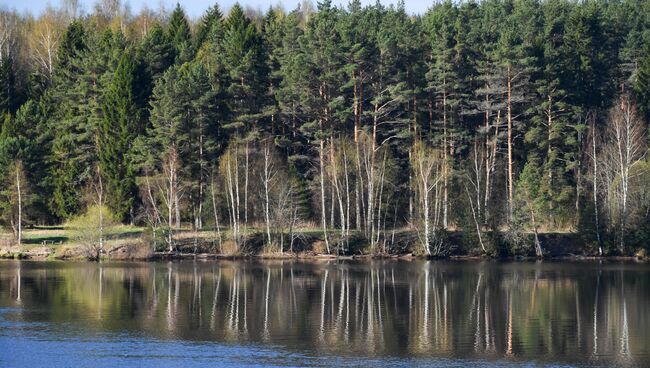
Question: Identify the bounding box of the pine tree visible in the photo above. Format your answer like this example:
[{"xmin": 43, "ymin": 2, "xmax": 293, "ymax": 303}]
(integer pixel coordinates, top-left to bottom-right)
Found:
[
  {"xmin": 425, "ymin": 1, "xmax": 466, "ymax": 228},
  {"xmin": 262, "ymin": 7, "xmax": 285, "ymax": 135},
  {"xmin": 493, "ymin": 0, "xmax": 540, "ymax": 221},
  {"xmin": 274, "ymin": 9, "xmax": 309, "ymax": 169},
  {"xmin": 0, "ymin": 109, "xmax": 35, "ymax": 241},
  {"xmin": 148, "ymin": 62, "xmax": 223, "ymax": 229},
  {"xmin": 11, "ymin": 100, "xmax": 51, "ymax": 222},
  {"xmin": 338, "ymin": 0, "xmax": 379, "ymax": 141},
  {"xmin": 515, "ymin": 156, "xmax": 544, "ymax": 257},
  {"xmin": 299, "ymin": 0, "xmax": 347, "ymax": 251},
  {"xmin": 526, "ymin": 0, "xmax": 579, "ymax": 222}
]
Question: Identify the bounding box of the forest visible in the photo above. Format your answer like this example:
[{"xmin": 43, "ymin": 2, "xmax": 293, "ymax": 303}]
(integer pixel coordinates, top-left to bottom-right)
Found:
[{"xmin": 0, "ymin": 0, "xmax": 649, "ymax": 259}]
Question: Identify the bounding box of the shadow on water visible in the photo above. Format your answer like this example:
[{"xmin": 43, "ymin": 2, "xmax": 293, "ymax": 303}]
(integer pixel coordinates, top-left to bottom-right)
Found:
[{"xmin": 0, "ymin": 260, "xmax": 648, "ymax": 367}]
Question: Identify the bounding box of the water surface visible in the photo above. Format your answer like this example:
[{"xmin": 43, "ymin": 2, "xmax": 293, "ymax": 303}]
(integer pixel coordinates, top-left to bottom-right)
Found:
[{"xmin": 0, "ymin": 260, "xmax": 648, "ymax": 367}]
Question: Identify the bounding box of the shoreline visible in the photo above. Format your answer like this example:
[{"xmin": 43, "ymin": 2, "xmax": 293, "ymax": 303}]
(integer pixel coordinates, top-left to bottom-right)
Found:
[
  {"xmin": 1, "ymin": 247, "xmax": 647, "ymax": 263},
  {"xmin": 2, "ymin": 229, "xmax": 648, "ymax": 263}
]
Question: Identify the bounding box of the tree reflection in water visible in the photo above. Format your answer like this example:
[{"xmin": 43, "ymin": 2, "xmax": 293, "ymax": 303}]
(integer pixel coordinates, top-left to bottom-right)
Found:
[{"xmin": 0, "ymin": 260, "xmax": 648, "ymax": 366}]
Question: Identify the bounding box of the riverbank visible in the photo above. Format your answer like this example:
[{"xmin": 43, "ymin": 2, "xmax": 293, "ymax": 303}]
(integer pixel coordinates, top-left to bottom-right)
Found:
[{"xmin": 1, "ymin": 226, "xmax": 648, "ymax": 262}]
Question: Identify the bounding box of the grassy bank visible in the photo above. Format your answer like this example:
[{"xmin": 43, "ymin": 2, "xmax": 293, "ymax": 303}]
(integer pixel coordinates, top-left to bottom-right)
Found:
[{"xmin": 1, "ymin": 225, "xmax": 648, "ymax": 262}]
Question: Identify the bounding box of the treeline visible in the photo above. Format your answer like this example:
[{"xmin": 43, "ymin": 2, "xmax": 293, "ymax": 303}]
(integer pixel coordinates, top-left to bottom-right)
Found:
[{"xmin": 0, "ymin": 0, "xmax": 649, "ymax": 256}]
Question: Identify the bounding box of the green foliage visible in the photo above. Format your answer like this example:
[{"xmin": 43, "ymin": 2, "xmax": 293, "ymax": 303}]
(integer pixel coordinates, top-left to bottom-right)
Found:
[
  {"xmin": 1, "ymin": 0, "xmax": 649, "ymax": 254},
  {"xmin": 167, "ymin": 3, "xmax": 193, "ymax": 63},
  {"xmin": 195, "ymin": 4, "xmax": 223, "ymax": 50},
  {"xmin": 99, "ymin": 50, "xmax": 141, "ymax": 222},
  {"xmin": 0, "ymin": 57, "xmax": 17, "ymax": 116},
  {"xmin": 67, "ymin": 204, "xmax": 118, "ymax": 260},
  {"xmin": 219, "ymin": 3, "xmax": 266, "ymax": 133},
  {"xmin": 137, "ymin": 23, "xmax": 175, "ymax": 101},
  {"xmin": 48, "ymin": 29, "xmax": 125, "ymax": 220},
  {"xmin": 634, "ymin": 42, "xmax": 650, "ymax": 120}
]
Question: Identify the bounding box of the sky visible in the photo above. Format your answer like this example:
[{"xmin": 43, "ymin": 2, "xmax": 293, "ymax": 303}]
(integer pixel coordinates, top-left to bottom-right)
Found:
[{"xmin": 1, "ymin": 0, "xmax": 432, "ymax": 18}]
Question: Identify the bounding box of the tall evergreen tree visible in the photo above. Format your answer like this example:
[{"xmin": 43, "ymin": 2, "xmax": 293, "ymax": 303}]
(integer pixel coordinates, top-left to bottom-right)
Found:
[
  {"xmin": 195, "ymin": 4, "xmax": 224, "ymax": 51},
  {"xmin": 526, "ymin": 0, "xmax": 579, "ymax": 221},
  {"xmin": 0, "ymin": 56, "xmax": 17, "ymax": 116},
  {"xmin": 220, "ymin": 3, "xmax": 265, "ymax": 133},
  {"xmin": 48, "ymin": 21, "xmax": 88, "ymax": 219},
  {"xmin": 424, "ymin": 1, "xmax": 468, "ymax": 228},
  {"xmin": 148, "ymin": 62, "xmax": 224, "ymax": 229},
  {"xmin": 49, "ymin": 28, "xmax": 124, "ymax": 219},
  {"xmin": 274, "ymin": 9, "xmax": 308, "ymax": 166},
  {"xmin": 493, "ymin": 0, "xmax": 539, "ymax": 220},
  {"xmin": 562, "ymin": 1, "xmax": 617, "ymax": 110},
  {"xmin": 138, "ymin": 23, "xmax": 175, "ymax": 100},
  {"xmin": 634, "ymin": 42, "xmax": 650, "ymax": 120},
  {"xmin": 167, "ymin": 3, "xmax": 193, "ymax": 63},
  {"xmin": 299, "ymin": 0, "xmax": 347, "ymax": 251},
  {"xmin": 99, "ymin": 50, "xmax": 140, "ymax": 222}
]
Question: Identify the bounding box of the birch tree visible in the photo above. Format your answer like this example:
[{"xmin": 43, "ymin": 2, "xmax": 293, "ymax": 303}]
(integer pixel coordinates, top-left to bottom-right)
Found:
[
  {"xmin": 69, "ymin": 164, "xmax": 117, "ymax": 261},
  {"xmin": 28, "ymin": 8, "xmax": 65, "ymax": 79},
  {"xmin": 260, "ymin": 138, "xmax": 278, "ymax": 249},
  {"xmin": 219, "ymin": 141, "xmax": 244, "ymax": 252},
  {"xmin": 410, "ymin": 140, "xmax": 443, "ymax": 256},
  {"xmin": 600, "ymin": 96, "xmax": 647, "ymax": 252},
  {"xmin": 0, "ymin": 160, "xmax": 27, "ymax": 245},
  {"xmin": 158, "ymin": 147, "xmax": 181, "ymax": 251}
]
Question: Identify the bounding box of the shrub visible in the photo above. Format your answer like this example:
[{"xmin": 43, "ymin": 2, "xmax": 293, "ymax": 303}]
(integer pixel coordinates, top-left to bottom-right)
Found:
[{"xmin": 67, "ymin": 205, "xmax": 118, "ymax": 261}]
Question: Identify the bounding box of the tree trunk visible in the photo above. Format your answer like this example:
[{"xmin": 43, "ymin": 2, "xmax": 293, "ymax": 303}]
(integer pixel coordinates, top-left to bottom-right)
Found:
[
  {"xmin": 591, "ymin": 121, "xmax": 602, "ymax": 255},
  {"xmin": 263, "ymin": 143, "xmax": 272, "ymax": 249},
  {"xmin": 211, "ymin": 174, "xmax": 222, "ymax": 253},
  {"xmin": 465, "ymin": 184, "xmax": 486, "ymax": 253},
  {"xmin": 16, "ymin": 164, "xmax": 22, "ymax": 246},
  {"xmin": 98, "ymin": 171, "xmax": 103, "ymax": 254},
  {"xmin": 197, "ymin": 130, "xmax": 204, "ymax": 230},
  {"xmin": 530, "ymin": 206, "xmax": 543, "ymax": 258},
  {"xmin": 507, "ymin": 66, "xmax": 514, "ymax": 221},
  {"xmin": 442, "ymin": 79, "xmax": 448, "ymax": 229},
  {"xmin": 244, "ymin": 141, "xmax": 249, "ymax": 226},
  {"xmin": 319, "ymin": 138, "xmax": 330, "ymax": 253}
]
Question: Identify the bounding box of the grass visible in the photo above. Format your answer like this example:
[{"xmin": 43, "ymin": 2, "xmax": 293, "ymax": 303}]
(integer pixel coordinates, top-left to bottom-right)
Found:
[{"xmin": 1, "ymin": 225, "xmax": 144, "ymax": 249}]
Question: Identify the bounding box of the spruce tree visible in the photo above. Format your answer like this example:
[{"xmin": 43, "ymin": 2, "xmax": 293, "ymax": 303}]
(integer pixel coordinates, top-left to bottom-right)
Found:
[
  {"xmin": 0, "ymin": 56, "xmax": 17, "ymax": 116},
  {"xmin": 138, "ymin": 23, "xmax": 175, "ymax": 99},
  {"xmin": 48, "ymin": 21, "xmax": 88, "ymax": 219},
  {"xmin": 262, "ymin": 7, "xmax": 284, "ymax": 135},
  {"xmin": 195, "ymin": 4, "xmax": 223, "ymax": 51},
  {"xmin": 221, "ymin": 3, "xmax": 265, "ymax": 133},
  {"xmin": 99, "ymin": 50, "xmax": 140, "ymax": 222},
  {"xmin": 634, "ymin": 43, "xmax": 650, "ymax": 120},
  {"xmin": 167, "ymin": 3, "xmax": 193, "ymax": 63},
  {"xmin": 562, "ymin": 2, "xmax": 617, "ymax": 110},
  {"xmin": 274, "ymin": 9, "xmax": 308, "ymax": 167},
  {"xmin": 49, "ymin": 27, "xmax": 124, "ymax": 219}
]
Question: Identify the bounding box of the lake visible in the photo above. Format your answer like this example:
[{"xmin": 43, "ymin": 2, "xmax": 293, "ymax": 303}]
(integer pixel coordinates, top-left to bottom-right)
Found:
[{"xmin": 0, "ymin": 260, "xmax": 648, "ymax": 367}]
